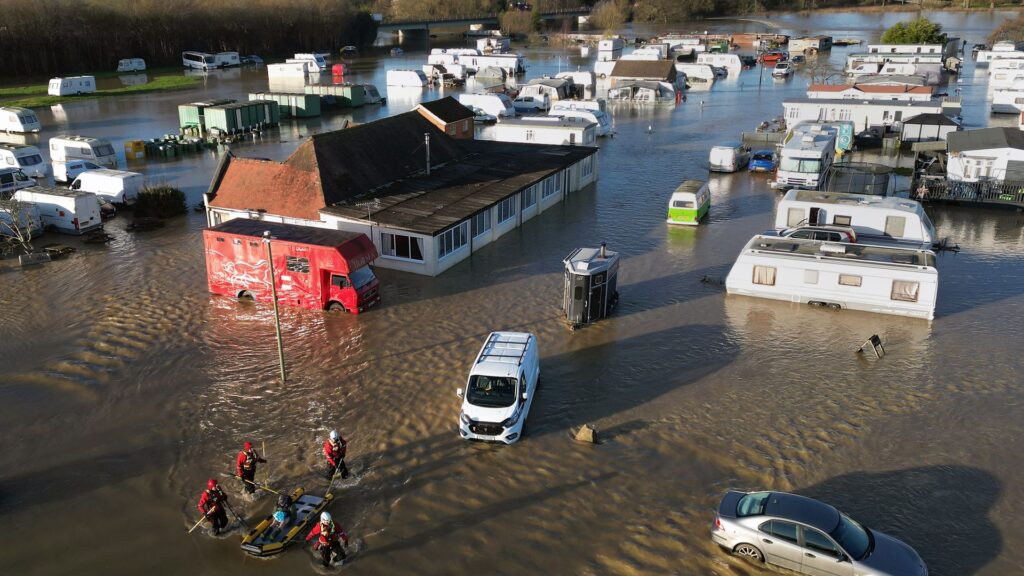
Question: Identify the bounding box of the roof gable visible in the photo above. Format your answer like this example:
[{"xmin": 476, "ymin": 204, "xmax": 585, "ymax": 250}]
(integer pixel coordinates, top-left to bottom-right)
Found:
[
  {"xmin": 948, "ymin": 127, "xmax": 1024, "ymax": 153},
  {"xmin": 417, "ymin": 96, "xmax": 474, "ymax": 124},
  {"xmin": 208, "ymin": 156, "xmax": 324, "ymax": 221}
]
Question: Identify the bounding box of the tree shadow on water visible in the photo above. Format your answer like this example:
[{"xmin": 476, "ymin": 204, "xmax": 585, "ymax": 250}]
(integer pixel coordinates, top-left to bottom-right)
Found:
[{"xmin": 799, "ymin": 465, "xmax": 1002, "ymax": 576}]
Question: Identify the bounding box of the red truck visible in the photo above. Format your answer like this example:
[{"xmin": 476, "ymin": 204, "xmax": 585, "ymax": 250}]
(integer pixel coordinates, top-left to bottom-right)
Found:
[{"xmin": 204, "ymin": 219, "xmax": 381, "ymax": 313}]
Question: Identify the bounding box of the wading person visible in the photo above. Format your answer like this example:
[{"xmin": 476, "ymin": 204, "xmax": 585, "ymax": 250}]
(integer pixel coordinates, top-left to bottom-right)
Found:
[
  {"xmin": 197, "ymin": 478, "xmax": 229, "ymax": 535},
  {"xmin": 236, "ymin": 441, "xmax": 266, "ymax": 494},
  {"xmin": 323, "ymin": 430, "xmax": 350, "ymax": 480},
  {"xmin": 305, "ymin": 511, "xmax": 349, "ymax": 567}
]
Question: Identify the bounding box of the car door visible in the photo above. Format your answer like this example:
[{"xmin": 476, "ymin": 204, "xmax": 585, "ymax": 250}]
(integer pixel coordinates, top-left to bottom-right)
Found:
[
  {"xmin": 757, "ymin": 520, "xmax": 804, "ymax": 571},
  {"xmin": 799, "ymin": 526, "xmax": 855, "ymax": 576}
]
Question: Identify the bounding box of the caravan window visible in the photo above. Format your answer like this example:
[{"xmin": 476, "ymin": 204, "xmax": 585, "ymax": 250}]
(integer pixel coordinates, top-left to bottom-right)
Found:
[
  {"xmin": 95, "ymin": 144, "xmax": 114, "ymax": 157},
  {"xmin": 673, "ymin": 200, "xmax": 695, "ymax": 208},
  {"xmin": 891, "ymin": 280, "xmax": 920, "ymax": 302},
  {"xmin": 787, "ymin": 208, "xmax": 804, "ymax": 227},
  {"xmin": 839, "ymin": 274, "xmax": 862, "ymax": 287},
  {"xmin": 285, "ymin": 256, "xmax": 310, "ymax": 273},
  {"xmin": 833, "ymin": 215, "xmax": 852, "ymax": 226},
  {"xmin": 885, "ymin": 216, "xmax": 906, "ymax": 237},
  {"xmin": 752, "ymin": 265, "xmax": 776, "ymax": 286},
  {"xmin": 804, "ymin": 270, "xmax": 819, "ymax": 284}
]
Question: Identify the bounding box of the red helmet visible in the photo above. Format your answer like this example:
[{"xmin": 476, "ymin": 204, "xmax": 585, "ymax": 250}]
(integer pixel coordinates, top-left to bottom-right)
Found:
[
  {"xmin": 207, "ymin": 478, "xmax": 218, "ymax": 490},
  {"xmin": 244, "ymin": 441, "xmax": 253, "ymax": 450}
]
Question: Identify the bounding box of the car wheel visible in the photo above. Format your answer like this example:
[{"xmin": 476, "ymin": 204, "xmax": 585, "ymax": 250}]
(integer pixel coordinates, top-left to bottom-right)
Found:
[{"xmin": 733, "ymin": 543, "xmax": 764, "ymax": 563}]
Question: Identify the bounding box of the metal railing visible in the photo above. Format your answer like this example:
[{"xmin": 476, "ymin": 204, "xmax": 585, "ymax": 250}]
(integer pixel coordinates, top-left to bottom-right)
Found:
[{"xmin": 912, "ymin": 176, "xmax": 1024, "ymax": 207}]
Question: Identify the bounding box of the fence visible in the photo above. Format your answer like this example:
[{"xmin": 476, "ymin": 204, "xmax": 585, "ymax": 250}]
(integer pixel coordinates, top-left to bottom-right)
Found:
[{"xmin": 912, "ymin": 176, "xmax": 1024, "ymax": 208}]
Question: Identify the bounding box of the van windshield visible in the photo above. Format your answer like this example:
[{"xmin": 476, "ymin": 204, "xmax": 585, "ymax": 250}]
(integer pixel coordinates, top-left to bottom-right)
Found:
[
  {"xmin": 780, "ymin": 157, "xmax": 822, "ymax": 173},
  {"xmin": 349, "ymin": 266, "xmax": 376, "ymax": 289},
  {"xmin": 466, "ymin": 375, "xmax": 518, "ymax": 408}
]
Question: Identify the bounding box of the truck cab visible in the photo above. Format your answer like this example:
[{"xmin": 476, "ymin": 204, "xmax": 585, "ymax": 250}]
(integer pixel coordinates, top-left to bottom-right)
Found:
[
  {"xmin": 457, "ymin": 332, "xmax": 540, "ymax": 445},
  {"xmin": 326, "ymin": 265, "xmax": 380, "ymax": 313}
]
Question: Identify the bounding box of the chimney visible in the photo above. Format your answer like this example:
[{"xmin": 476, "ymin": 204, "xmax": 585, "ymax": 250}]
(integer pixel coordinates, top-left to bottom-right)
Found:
[{"xmin": 600, "ymin": 242, "xmax": 606, "ymax": 258}]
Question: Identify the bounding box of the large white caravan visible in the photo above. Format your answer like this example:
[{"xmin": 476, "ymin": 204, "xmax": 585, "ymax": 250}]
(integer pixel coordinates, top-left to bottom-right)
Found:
[
  {"xmin": 287, "ymin": 53, "xmax": 328, "ymax": 74},
  {"xmin": 213, "ymin": 52, "xmax": 240, "ymax": 67},
  {"xmin": 725, "ymin": 235, "xmax": 938, "ymax": 320},
  {"xmin": 47, "ymin": 76, "xmax": 97, "ymax": 96},
  {"xmin": 697, "ymin": 53, "xmax": 742, "ymax": 74},
  {"xmin": 847, "ymin": 62, "xmax": 941, "ymax": 84},
  {"xmin": 49, "ymin": 136, "xmax": 117, "ymax": 167},
  {"xmin": 992, "ymin": 88, "xmax": 1024, "ymax": 114},
  {"xmin": 772, "ymin": 124, "xmax": 837, "ymax": 191},
  {"xmin": 0, "ymin": 143, "xmax": 48, "ymax": 178},
  {"xmin": 549, "ymin": 100, "xmax": 611, "ymax": 137},
  {"xmin": 775, "ymin": 189, "xmax": 937, "ymax": 246},
  {"xmin": 458, "ymin": 93, "xmax": 516, "ymax": 118},
  {"xmin": 386, "ymin": 69, "xmax": 429, "ymax": 87},
  {"xmin": 0, "ymin": 107, "xmax": 41, "ymax": 133},
  {"xmin": 117, "ymin": 58, "xmax": 147, "ymax": 73}
]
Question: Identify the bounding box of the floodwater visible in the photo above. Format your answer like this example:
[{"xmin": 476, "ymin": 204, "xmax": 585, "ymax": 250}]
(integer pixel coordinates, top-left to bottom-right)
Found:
[{"xmin": 2, "ymin": 9, "xmax": 1023, "ymax": 575}]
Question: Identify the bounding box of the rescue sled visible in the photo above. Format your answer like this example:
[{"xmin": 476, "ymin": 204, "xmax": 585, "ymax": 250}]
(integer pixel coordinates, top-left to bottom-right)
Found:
[{"xmin": 240, "ymin": 487, "xmax": 333, "ymax": 557}]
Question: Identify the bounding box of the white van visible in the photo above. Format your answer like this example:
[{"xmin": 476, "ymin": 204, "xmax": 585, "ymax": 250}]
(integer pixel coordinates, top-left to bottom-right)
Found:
[
  {"xmin": 386, "ymin": 69, "xmax": 429, "ymax": 87},
  {"xmin": 0, "ymin": 199, "xmax": 43, "ymax": 237},
  {"xmin": 47, "ymin": 76, "xmax": 97, "ymax": 96},
  {"xmin": 458, "ymin": 93, "xmax": 516, "ymax": 118},
  {"xmin": 709, "ymin": 142, "xmax": 751, "ymax": 173},
  {"xmin": 12, "ymin": 186, "xmax": 102, "ymax": 234},
  {"xmin": 117, "ymin": 58, "xmax": 147, "ymax": 72},
  {"xmin": 52, "ymin": 159, "xmax": 103, "ymax": 184},
  {"xmin": 49, "ymin": 136, "xmax": 118, "ymax": 167},
  {"xmin": 512, "ymin": 94, "xmax": 550, "ymax": 113},
  {"xmin": 182, "ymin": 51, "xmax": 216, "ymax": 69},
  {"xmin": 0, "ymin": 107, "xmax": 42, "ymax": 133},
  {"xmin": 456, "ymin": 332, "xmax": 540, "ymax": 445},
  {"xmin": 70, "ymin": 169, "xmax": 144, "ymax": 205},
  {"xmin": 0, "ymin": 167, "xmax": 36, "ymax": 196},
  {"xmin": 0, "ymin": 144, "xmax": 48, "ymax": 178}
]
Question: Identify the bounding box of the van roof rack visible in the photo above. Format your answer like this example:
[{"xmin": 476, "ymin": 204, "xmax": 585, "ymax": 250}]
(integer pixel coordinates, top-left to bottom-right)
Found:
[{"xmin": 477, "ymin": 332, "xmax": 530, "ymax": 366}]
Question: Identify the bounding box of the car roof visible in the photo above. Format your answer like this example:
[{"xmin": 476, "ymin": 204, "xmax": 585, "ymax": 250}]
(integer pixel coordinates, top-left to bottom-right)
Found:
[{"xmin": 763, "ymin": 492, "xmax": 840, "ymax": 532}]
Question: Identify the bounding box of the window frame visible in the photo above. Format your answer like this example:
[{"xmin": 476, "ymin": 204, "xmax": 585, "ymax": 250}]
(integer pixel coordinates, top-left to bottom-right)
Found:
[
  {"xmin": 752, "ymin": 265, "xmax": 777, "ymax": 286},
  {"xmin": 891, "ymin": 280, "xmax": 920, "ymax": 302},
  {"xmin": 496, "ymin": 196, "xmax": 517, "ymax": 224},
  {"xmin": 380, "ymin": 231, "xmax": 425, "ymax": 262},
  {"xmin": 436, "ymin": 221, "xmax": 469, "ymax": 260},
  {"xmin": 838, "ymin": 274, "xmax": 862, "ymax": 287}
]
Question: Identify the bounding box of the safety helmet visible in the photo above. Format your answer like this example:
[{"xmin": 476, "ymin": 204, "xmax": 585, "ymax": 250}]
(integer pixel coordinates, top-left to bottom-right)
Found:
[
  {"xmin": 244, "ymin": 441, "xmax": 253, "ymax": 450},
  {"xmin": 329, "ymin": 430, "xmax": 339, "ymax": 441},
  {"xmin": 207, "ymin": 478, "xmax": 218, "ymax": 490},
  {"xmin": 320, "ymin": 511, "xmax": 332, "ymax": 524}
]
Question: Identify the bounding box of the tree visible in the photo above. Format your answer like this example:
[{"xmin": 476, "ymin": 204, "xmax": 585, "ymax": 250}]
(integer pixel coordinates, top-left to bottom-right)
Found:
[
  {"xmin": 990, "ymin": 13, "xmax": 1024, "ymax": 45},
  {"xmin": 881, "ymin": 17, "xmax": 947, "ymax": 45},
  {"xmin": 588, "ymin": 0, "xmax": 625, "ymax": 32},
  {"xmin": 0, "ymin": 199, "xmax": 37, "ymax": 256}
]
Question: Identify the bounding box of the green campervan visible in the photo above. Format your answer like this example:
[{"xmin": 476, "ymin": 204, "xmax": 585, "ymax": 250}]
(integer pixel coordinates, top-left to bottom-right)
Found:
[{"xmin": 666, "ymin": 179, "xmax": 710, "ymax": 226}]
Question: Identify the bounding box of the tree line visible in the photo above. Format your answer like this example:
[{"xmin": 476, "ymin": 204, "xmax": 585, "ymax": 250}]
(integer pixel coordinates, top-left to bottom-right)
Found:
[{"xmin": 0, "ymin": 0, "xmax": 379, "ymax": 78}]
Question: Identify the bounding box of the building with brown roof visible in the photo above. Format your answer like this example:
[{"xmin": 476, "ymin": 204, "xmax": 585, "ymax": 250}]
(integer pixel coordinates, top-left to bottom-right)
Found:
[
  {"xmin": 807, "ymin": 83, "xmax": 934, "ymax": 102},
  {"xmin": 205, "ymin": 104, "xmax": 599, "ymax": 276},
  {"xmin": 415, "ymin": 96, "xmax": 475, "ymax": 139},
  {"xmin": 608, "ymin": 59, "xmax": 678, "ymax": 87}
]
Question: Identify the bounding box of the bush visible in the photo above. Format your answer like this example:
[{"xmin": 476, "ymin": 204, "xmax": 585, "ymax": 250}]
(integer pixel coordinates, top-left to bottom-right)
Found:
[
  {"xmin": 499, "ymin": 9, "xmax": 541, "ymax": 35},
  {"xmin": 134, "ymin": 186, "xmax": 187, "ymax": 218},
  {"xmin": 881, "ymin": 17, "xmax": 947, "ymax": 45},
  {"xmin": 589, "ymin": 0, "xmax": 627, "ymax": 32}
]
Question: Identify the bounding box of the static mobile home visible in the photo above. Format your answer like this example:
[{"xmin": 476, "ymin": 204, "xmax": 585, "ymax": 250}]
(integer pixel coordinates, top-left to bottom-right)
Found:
[
  {"xmin": 776, "ymin": 189, "xmax": 937, "ymax": 246},
  {"xmin": 782, "ymin": 98, "xmax": 953, "ymax": 133},
  {"xmin": 725, "ymin": 235, "xmax": 938, "ymax": 320},
  {"xmin": 488, "ymin": 116, "xmax": 598, "ymax": 146},
  {"xmin": 696, "ymin": 53, "xmax": 742, "ymax": 74}
]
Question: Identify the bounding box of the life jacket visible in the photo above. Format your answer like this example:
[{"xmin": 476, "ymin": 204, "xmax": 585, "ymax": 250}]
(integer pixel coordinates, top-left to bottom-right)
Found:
[
  {"xmin": 242, "ymin": 449, "xmax": 256, "ymax": 470},
  {"xmin": 203, "ymin": 488, "xmax": 224, "ymax": 513},
  {"xmin": 317, "ymin": 521, "xmax": 335, "ymax": 546}
]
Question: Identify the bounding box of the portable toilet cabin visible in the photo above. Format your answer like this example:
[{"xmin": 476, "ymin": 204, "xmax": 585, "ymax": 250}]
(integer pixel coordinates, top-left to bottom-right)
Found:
[{"xmin": 562, "ymin": 243, "xmax": 620, "ymax": 327}]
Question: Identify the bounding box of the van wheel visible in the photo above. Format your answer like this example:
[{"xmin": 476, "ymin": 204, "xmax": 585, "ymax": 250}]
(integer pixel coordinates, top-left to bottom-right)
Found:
[
  {"xmin": 238, "ymin": 290, "xmax": 255, "ymax": 302},
  {"xmin": 733, "ymin": 543, "xmax": 764, "ymax": 563},
  {"xmin": 828, "ymin": 303, "xmax": 842, "ymax": 310},
  {"xmin": 327, "ymin": 302, "xmax": 347, "ymax": 313}
]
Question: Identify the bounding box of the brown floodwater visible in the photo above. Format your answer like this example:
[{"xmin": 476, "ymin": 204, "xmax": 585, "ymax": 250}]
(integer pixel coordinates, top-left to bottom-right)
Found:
[{"xmin": 1, "ymin": 10, "xmax": 1022, "ymax": 575}]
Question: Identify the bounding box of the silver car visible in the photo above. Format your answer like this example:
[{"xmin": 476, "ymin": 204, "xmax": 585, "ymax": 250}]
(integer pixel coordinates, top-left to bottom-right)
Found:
[{"xmin": 712, "ymin": 491, "xmax": 927, "ymax": 576}]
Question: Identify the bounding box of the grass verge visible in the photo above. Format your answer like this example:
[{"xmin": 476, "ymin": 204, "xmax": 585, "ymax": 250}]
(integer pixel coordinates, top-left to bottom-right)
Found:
[{"xmin": 1, "ymin": 76, "xmax": 200, "ymax": 108}]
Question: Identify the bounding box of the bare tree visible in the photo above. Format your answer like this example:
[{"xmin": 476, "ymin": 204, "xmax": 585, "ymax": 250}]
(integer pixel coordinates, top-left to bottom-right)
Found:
[
  {"xmin": 804, "ymin": 58, "xmax": 844, "ymax": 84},
  {"xmin": 0, "ymin": 199, "xmax": 37, "ymax": 257}
]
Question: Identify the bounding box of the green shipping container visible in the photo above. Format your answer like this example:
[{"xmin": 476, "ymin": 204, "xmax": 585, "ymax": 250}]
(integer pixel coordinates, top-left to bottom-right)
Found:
[
  {"xmin": 203, "ymin": 106, "xmax": 236, "ymax": 133},
  {"xmin": 178, "ymin": 104, "xmax": 202, "ymax": 129}
]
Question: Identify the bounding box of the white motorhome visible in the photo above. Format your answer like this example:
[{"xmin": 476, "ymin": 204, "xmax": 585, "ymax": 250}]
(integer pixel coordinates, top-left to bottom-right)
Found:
[
  {"xmin": 549, "ymin": 100, "xmax": 611, "ymax": 137},
  {"xmin": 489, "ymin": 116, "xmax": 597, "ymax": 146},
  {"xmin": 47, "ymin": 76, "xmax": 97, "ymax": 96},
  {"xmin": 213, "ymin": 52, "xmax": 241, "ymax": 67},
  {"xmin": 287, "ymin": 53, "xmax": 328, "ymax": 74},
  {"xmin": 0, "ymin": 107, "xmax": 41, "ymax": 133},
  {"xmin": 386, "ymin": 69, "xmax": 428, "ymax": 87},
  {"xmin": 12, "ymin": 186, "xmax": 102, "ymax": 234},
  {"xmin": 0, "ymin": 167, "xmax": 36, "ymax": 196},
  {"xmin": 456, "ymin": 332, "xmax": 540, "ymax": 445},
  {"xmin": 725, "ymin": 235, "xmax": 938, "ymax": 320},
  {"xmin": 458, "ymin": 93, "xmax": 516, "ymax": 118},
  {"xmin": 117, "ymin": 58, "xmax": 146, "ymax": 72},
  {"xmin": 70, "ymin": 169, "xmax": 144, "ymax": 205},
  {"xmin": 675, "ymin": 63, "xmax": 716, "ymax": 83},
  {"xmin": 772, "ymin": 124, "xmax": 838, "ymax": 191},
  {"xmin": 992, "ymin": 88, "xmax": 1024, "ymax": 114},
  {"xmin": 697, "ymin": 53, "xmax": 742, "ymax": 74},
  {"xmin": 776, "ymin": 189, "xmax": 937, "ymax": 246},
  {"xmin": 49, "ymin": 136, "xmax": 117, "ymax": 167},
  {"xmin": 0, "ymin": 199, "xmax": 43, "ymax": 238},
  {"xmin": 0, "ymin": 144, "xmax": 48, "ymax": 178},
  {"xmin": 182, "ymin": 51, "xmax": 216, "ymax": 69}
]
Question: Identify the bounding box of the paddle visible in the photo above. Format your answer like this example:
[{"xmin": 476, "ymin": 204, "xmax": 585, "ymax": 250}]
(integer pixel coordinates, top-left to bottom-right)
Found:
[
  {"xmin": 219, "ymin": 472, "xmax": 285, "ymax": 496},
  {"xmin": 224, "ymin": 499, "xmax": 249, "ymax": 531},
  {"xmin": 325, "ymin": 462, "xmax": 342, "ymax": 498},
  {"xmin": 187, "ymin": 515, "xmax": 208, "ymax": 535}
]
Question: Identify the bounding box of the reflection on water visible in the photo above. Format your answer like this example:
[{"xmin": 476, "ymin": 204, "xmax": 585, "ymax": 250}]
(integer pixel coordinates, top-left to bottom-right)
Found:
[{"xmin": 0, "ymin": 10, "xmax": 1022, "ymax": 576}]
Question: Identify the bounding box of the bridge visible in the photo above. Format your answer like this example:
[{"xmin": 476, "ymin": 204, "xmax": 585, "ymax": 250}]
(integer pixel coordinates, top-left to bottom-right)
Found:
[{"xmin": 377, "ymin": 8, "xmax": 591, "ymax": 33}]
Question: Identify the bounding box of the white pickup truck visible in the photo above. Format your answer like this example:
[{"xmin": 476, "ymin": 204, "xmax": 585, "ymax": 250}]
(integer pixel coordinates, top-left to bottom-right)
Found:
[{"xmin": 457, "ymin": 332, "xmax": 540, "ymax": 445}]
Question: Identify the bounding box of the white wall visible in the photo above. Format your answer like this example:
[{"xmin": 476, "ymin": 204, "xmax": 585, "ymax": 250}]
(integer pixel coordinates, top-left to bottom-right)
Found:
[{"xmin": 947, "ymin": 147, "xmax": 1024, "ymax": 182}]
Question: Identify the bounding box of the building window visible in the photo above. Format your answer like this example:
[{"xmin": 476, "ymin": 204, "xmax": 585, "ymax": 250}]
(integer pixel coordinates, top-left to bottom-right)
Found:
[
  {"xmin": 497, "ymin": 196, "xmax": 517, "ymax": 223},
  {"xmin": 447, "ymin": 124, "xmax": 456, "ymax": 135},
  {"xmin": 752, "ymin": 265, "xmax": 776, "ymax": 286},
  {"xmin": 286, "ymin": 256, "xmax": 310, "ymax": 273},
  {"xmin": 381, "ymin": 232, "xmax": 424, "ymax": 261},
  {"xmin": 522, "ymin": 185, "xmax": 536, "ymax": 208},
  {"xmin": 839, "ymin": 274, "xmax": 862, "ymax": 287},
  {"xmin": 542, "ymin": 175, "xmax": 556, "ymax": 198},
  {"xmin": 833, "ymin": 215, "xmax": 852, "ymax": 226},
  {"xmin": 891, "ymin": 280, "xmax": 920, "ymax": 302},
  {"xmin": 472, "ymin": 210, "xmax": 491, "ymax": 237},
  {"xmin": 462, "ymin": 119, "xmax": 470, "ymax": 131},
  {"xmin": 437, "ymin": 222, "xmax": 468, "ymax": 259},
  {"xmin": 554, "ymin": 171, "xmax": 563, "ymax": 194}
]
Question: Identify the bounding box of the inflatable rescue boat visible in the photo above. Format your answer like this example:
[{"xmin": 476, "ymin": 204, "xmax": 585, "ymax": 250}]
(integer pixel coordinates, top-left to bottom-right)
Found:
[{"xmin": 240, "ymin": 487, "xmax": 333, "ymax": 556}]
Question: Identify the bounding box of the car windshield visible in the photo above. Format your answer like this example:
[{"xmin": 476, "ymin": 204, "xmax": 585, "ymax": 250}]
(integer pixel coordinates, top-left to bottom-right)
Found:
[
  {"xmin": 466, "ymin": 375, "xmax": 518, "ymax": 408},
  {"xmin": 753, "ymin": 153, "xmax": 773, "ymax": 161},
  {"xmin": 736, "ymin": 492, "xmax": 770, "ymax": 517},
  {"xmin": 830, "ymin": 513, "xmax": 871, "ymax": 560},
  {"xmin": 779, "ymin": 157, "xmax": 822, "ymax": 173},
  {"xmin": 349, "ymin": 265, "xmax": 376, "ymax": 289}
]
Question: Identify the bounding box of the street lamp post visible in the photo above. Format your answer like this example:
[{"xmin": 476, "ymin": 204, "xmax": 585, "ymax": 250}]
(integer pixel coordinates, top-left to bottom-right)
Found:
[{"xmin": 263, "ymin": 230, "xmax": 286, "ymax": 383}]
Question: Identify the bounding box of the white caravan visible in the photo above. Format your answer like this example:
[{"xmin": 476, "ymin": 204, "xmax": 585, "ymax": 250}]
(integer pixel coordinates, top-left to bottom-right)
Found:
[
  {"xmin": 725, "ymin": 235, "xmax": 938, "ymax": 320},
  {"xmin": 675, "ymin": 63, "xmax": 716, "ymax": 83},
  {"xmin": 0, "ymin": 144, "xmax": 48, "ymax": 178},
  {"xmin": 182, "ymin": 51, "xmax": 216, "ymax": 69},
  {"xmin": 458, "ymin": 93, "xmax": 516, "ymax": 118},
  {"xmin": 988, "ymin": 59, "xmax": 1024, "ymax": 75},
  {"xmin": 847, "ymin": 62, "xmax": 941, "ymax": 84},
  {"xmin": 386, "ymin": 69, "xmax": 428, "ymax": 87},
  {"xmin": 976, "ymin": 41, "xmax": 1024, "ymax": 65},
  {"xmin": 12, "ymin": 186, "xmax": 102, "ymax": 234},
  {"xmin": 772, "ymin": 124, "xmax": 838, "ymax": 191},
  {"xmin": 456, "ymin": 332, "xmax": 540, "ymax": 445},
  {"xmin": 992, "ymin": 88, "xmax": 1024, "ymax": 114},
  {"xmin": 116, "ymin": 58, "xmax": 146, "ymax": 72},
  {"xmin": 549, "ymin": 100, "xmax": 611, "ymax": 137},
  {"xmin": 287, "ymin": 53, "xmax": 328, "ymax": 74},
  {"xmin": 70, "ymin": 169, "xmax": 144, "ymax": 205},
  {"xmin": 0, "ymin": 107, "xmax": 41, "ymax": 133},
  {"xmin": 267, "ymin": 62, "xmax": 311, "ymax": 78},
  {"xmin": 776, "ymin": 189, "xmax": 937, "ymax": 246},
  {"xmin": 697, "ymin": 53, "xmax": 742, "ymax": 74},
  {"xmin": 49, "ymin": 136, "xmax": 117, "ymax": 167},
  {"xmin": 490, "ymin": 116, "xmax": 597, "ymax": 146},
  {"xmin": 213, "ymin": 52, "xmax": 240, "ymax": 67},
  {"xmin": 47, "ymin": 76, "xmax": 97, "ymax": 96}
]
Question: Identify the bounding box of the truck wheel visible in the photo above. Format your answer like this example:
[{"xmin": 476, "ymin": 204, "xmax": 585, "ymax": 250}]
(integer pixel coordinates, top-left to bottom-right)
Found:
[
  {"xmin": 327, "ymin": 302, "xmax": 347, "ymax": 313},
  {"xmin": 238, "ymin": 290, "xmax": 255, "ymax": 302}
]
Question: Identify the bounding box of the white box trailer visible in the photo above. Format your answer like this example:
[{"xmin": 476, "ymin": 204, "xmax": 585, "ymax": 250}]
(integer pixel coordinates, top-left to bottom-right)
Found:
[
  {"xmin": 0, "ymin": 106, "xmax": 42, "ymax": 133},
  {"xmin": 117, "ymin": 58, "xmax": 147, "ymax": 72},
  {"xmin": 70, "ymin": 169, "xmax": 144, "ymax": 205},
  {"xmin": 776, "ymin": 189, "xmax": 937, "ymax": 246},
  {"xmin": 47, "ymin": 76, "xmax": 97, "ymax": 96},
  {"xmin": 49, "ymin": 135, "xmax": 117, "ymax": 167},
  {"xmin": 12, "ymin": 186, "xmax": 102, "ymax": 234},
  {"xmin": 725, "ymin": 234, "xmax": 938, "ymax": 320},
  {"xmin": 267, "ymin": 62, "xmax": 311, "ymax": 78},
  {"xmin": 0, "ymin": 143, "xmax": 48, "ymax": 178},
  {"xmin": 697, "ymin": 53, "xmax": 742, "ymax": 74}
]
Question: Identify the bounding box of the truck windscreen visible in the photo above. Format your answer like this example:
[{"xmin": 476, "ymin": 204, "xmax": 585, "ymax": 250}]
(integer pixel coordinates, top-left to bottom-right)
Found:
[{"xmin": 349, "ymin": 266, "xmax": 376, "ymax": 289}]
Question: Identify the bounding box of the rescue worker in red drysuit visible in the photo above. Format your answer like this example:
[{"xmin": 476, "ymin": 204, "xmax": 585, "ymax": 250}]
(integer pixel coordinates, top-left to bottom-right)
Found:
[
  {"xmin": 323, "ymin": 429, "xmax": 350, "ymax": 480},
  {"xmin": 305, "ymin": 511, "xmax": 349, "ymax": 567},
  {"xmin": 235, "ymin": 441, "xmax": 266, "ymax": 494},
  {"xmin": 197, "ymin": 478, "xmax": 229, "ymax": 535}
]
